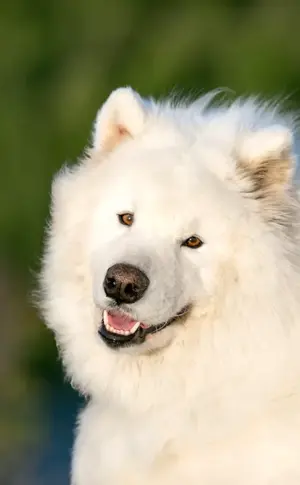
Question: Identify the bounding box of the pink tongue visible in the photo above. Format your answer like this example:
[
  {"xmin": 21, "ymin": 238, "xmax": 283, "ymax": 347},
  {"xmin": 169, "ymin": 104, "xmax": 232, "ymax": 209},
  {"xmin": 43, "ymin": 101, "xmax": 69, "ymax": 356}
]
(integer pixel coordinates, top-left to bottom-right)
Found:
[{"xmin": 107, "ymin": 312, "xmax": 138, "ymax": 331}]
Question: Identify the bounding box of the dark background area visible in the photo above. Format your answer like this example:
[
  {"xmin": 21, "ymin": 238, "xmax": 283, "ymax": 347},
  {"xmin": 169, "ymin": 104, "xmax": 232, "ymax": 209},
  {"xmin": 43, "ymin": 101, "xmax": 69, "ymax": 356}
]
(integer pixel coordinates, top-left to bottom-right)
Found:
[{"xmin": 1, "ymin": 0, "xmax": 300, "ymax": 483}]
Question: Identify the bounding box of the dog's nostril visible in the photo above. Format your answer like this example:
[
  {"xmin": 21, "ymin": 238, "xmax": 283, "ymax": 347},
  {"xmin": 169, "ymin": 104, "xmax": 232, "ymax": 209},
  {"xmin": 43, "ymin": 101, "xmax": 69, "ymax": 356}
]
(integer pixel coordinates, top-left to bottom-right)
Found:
[
  {"xmin": 106, "ymin": 277, "xmax": 117, "ymax": 289},
  {"xmin": 123, "ymin": 283, "xmax": 138, "ymax": 297}
]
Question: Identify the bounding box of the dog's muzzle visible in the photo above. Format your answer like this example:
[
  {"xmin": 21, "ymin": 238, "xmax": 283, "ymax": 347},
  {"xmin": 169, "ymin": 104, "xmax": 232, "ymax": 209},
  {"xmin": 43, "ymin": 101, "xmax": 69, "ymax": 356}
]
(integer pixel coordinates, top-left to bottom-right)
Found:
[{"xmin": 98, "ymin": 307, "xmax": 190, "ymax": 349}]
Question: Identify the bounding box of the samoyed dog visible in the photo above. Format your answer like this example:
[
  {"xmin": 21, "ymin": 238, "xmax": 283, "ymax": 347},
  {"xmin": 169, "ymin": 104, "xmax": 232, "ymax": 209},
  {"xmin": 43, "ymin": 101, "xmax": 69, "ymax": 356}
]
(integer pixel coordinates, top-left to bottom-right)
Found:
[{"xmin": 41, "ymin": 87, "xmax": 300, "ymax": 485}]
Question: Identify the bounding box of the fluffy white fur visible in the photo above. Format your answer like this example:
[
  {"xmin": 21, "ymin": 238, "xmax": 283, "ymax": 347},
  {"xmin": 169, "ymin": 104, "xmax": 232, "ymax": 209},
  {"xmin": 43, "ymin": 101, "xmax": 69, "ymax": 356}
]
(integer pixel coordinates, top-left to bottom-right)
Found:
[{"xmin": 41, "ymin": 87, "xmax": 300, "ymax": 485}]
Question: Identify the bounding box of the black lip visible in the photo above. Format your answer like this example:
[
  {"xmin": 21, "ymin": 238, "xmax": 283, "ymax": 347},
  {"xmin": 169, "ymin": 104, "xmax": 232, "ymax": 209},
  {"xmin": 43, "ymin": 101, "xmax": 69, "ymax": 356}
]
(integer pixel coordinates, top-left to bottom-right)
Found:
[
  {"xmin": 98, "ymin": 306, "xmax": 190, "ymax": 349},
  {"xmin": 99, "ymin": 322, "xmax": 147, "ymax": 348}
]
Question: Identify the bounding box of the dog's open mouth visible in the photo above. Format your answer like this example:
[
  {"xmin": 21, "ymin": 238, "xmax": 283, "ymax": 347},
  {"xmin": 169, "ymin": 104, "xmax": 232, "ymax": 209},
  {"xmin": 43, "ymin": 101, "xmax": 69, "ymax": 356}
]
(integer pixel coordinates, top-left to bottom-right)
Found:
[{"xmin": 99, "ymin": 307, "xmax": 189, "ymax": 348}]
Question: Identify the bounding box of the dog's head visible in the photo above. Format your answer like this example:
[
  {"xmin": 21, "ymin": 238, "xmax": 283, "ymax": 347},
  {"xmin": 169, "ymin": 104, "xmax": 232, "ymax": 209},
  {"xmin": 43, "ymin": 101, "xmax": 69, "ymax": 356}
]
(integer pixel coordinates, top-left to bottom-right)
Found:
[{"xmin": 40, "ymin": 88, "xmax": 299, "ymax": 399}]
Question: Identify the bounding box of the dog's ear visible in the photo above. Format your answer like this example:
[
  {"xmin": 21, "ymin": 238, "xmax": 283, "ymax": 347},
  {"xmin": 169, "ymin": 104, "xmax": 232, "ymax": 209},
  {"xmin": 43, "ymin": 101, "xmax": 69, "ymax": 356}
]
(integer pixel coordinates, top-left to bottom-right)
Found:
[
  {"xmin": 93, "ymin": 87, "xmax": 147, "ymax": 152},
  {"xmin": 236, "ymin": 126, "xmax": 295, "ymax": 198}
]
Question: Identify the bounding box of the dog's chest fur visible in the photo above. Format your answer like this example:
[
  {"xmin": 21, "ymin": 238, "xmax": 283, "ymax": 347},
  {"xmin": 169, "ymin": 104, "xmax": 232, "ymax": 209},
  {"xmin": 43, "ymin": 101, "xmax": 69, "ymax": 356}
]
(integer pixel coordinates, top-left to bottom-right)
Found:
[{"xmin": 72, "ymin": 398, "xmax": 300, "ymax": 485}]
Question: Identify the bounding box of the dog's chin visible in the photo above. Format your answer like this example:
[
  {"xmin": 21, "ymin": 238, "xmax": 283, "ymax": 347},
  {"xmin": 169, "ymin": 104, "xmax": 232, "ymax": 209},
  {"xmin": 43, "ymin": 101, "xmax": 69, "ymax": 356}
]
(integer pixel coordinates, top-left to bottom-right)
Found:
[{"xmin": 98, "ymin": 306, "xmax": 190, "ymax": 352}]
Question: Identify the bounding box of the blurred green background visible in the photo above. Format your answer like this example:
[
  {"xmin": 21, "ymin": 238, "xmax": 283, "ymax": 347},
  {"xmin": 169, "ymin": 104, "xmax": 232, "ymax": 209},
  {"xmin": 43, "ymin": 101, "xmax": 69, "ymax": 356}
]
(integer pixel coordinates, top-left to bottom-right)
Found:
[{"xmin": 1, "ymin": 0, "xmax": 300, "ymax": 483}]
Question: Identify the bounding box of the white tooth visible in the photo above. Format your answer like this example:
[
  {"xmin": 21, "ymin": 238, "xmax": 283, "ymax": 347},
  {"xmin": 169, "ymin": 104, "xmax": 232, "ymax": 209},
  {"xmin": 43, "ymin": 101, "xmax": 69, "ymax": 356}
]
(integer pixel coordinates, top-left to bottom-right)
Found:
[
  {"xmin": 103, "ymin": 310, "xmax": 108, "ymax": 325},
  {"xmin": 105, "ymin": 324, "xmax": 126, "ymax": 336},
  {"xmin": 130, "ymin": 321, "xmax": 140, "ymax": 334},
  {"xmin": 102, "ymin": 312, "xmax": 140, "ymax": 336}
]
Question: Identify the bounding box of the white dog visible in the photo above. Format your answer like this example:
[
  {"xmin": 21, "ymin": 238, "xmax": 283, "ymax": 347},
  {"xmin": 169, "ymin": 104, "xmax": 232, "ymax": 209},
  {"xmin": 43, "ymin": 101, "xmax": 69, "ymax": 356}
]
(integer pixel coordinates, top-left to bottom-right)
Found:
[{"xmin": 40, "ymin": 87, "xmax": 300, "ymax": 485}]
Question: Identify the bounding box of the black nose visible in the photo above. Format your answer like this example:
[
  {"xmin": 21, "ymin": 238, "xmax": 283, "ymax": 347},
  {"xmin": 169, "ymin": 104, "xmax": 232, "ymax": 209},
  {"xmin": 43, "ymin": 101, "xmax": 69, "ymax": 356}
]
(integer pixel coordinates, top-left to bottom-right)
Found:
[{"xmin": 103, "ymin": 263, "xmax": 149, "ymax": 304}]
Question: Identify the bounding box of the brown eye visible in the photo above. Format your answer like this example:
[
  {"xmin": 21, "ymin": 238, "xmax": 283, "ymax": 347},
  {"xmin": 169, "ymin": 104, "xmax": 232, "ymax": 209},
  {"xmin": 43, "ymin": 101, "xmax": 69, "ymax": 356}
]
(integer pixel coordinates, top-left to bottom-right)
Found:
[
  {"xmin": 182, "ymin": 235, "xmax": 204, "ymax": 249},
  {"xmin": 118, "ymin": 213, "xmax": 134, "ymax": 226}
]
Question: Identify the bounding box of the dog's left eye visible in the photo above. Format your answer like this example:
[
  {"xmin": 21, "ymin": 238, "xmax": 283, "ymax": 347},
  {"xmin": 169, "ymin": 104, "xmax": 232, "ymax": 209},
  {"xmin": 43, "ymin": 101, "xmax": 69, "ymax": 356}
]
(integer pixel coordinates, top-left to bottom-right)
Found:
[{"xmin": 181, "ymin": 235, "xmax": 204, "ymax": 249}]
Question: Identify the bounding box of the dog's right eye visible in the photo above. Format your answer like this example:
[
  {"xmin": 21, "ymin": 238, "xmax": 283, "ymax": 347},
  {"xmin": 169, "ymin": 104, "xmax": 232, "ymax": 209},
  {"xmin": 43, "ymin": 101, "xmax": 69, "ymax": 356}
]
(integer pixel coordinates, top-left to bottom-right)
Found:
[{"xmin": 118, "ymin": 213, "xmax": 134, "ymax": 226}]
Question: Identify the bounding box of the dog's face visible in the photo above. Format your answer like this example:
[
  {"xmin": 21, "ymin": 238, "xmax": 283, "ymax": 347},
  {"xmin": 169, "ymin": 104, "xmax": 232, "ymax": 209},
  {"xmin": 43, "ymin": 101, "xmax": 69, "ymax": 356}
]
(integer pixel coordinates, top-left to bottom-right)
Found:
[
  {"xmin": 41, "ymin": 87, "xmax": 296, "ymax": 397},
  {"xmin": 90, "ymin": 145, "xmax": 241, "ymax": 353}
]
